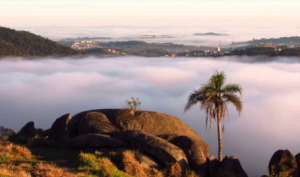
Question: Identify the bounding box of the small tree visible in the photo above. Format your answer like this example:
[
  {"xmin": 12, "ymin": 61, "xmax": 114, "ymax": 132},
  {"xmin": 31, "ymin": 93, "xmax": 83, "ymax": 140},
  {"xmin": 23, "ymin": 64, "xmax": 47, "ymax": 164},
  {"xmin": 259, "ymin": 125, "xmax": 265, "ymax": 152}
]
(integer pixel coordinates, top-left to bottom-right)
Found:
[{"xmin": 117, "ymin": 97, "xmax": 141, "ymax": 131}]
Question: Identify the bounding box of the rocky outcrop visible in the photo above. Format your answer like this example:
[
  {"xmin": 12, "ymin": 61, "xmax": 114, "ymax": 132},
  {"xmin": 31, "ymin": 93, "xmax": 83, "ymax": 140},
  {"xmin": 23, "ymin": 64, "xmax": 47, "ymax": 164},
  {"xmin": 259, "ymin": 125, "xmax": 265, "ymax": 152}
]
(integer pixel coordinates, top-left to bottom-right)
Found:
[
  {"xmin": 48, "ymin": 113, "xmax": 71, "ymax": 144},
  {"xmin": 269, "ymin": 149, "xmax": 299, "ymax": 177},
  {"xmin": 157, "ymin": 134, "xmax": 209, "ymax": 173},
  {"xmin": 64, "ymin": 133, "xmax": 127, "ymax": 148},
  {"xmin": 67, "ymin": 111, "xmax": 116, "ymax": 139},
  {"xmin": 19, "ymin": 121, "xmax": 35, "ymax": 136},
  {"xmin": 217, "ymin": 156, "xmax": 248, "ymax": 177},
  {"xmin": 207, "ymin": 155, "xmax": 219, "ymax": 176},
  {"xmin": 9, "ymin": 121, "xmax": 37, "ymax": 144},
  {"xmin": 115, "ymin": 130, "xmax": 189, "ymax": 171}
]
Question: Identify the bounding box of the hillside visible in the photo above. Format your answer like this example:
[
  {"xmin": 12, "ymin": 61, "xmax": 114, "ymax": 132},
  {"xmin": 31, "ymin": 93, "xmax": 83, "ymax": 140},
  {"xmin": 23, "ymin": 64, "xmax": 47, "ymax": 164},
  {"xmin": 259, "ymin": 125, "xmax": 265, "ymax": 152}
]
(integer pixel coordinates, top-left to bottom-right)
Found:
[
  {"xmin": 237, "ymin": 36, "xmax": 300, "ymax": 46},
  {"xmin": 0, "ymin": 26, "xmax": 84, "ymax": 56}
]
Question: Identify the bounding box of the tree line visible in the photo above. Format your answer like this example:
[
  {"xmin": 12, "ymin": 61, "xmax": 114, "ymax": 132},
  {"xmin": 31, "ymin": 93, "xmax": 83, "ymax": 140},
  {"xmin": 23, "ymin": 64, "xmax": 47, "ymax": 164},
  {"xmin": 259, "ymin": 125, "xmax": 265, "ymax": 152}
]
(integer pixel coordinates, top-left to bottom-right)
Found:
[{"xmin": 0, "ymin": 27, "xmax": 84, "ymax": 56}]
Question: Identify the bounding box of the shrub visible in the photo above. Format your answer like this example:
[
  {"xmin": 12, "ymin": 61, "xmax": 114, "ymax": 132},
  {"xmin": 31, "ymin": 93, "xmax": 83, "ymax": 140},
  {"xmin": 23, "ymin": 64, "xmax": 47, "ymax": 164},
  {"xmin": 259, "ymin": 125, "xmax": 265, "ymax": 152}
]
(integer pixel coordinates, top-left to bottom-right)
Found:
[{"xmin": 117, "ymin": 97, "xmax": 142, "ymax": 131}]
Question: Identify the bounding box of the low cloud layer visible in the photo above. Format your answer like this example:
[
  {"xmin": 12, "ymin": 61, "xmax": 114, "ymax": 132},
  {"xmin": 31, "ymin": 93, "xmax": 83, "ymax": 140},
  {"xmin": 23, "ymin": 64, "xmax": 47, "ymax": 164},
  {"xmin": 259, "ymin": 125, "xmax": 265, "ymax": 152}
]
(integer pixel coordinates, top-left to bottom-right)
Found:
[{"xmin": 1, "ymin": 56, "xmax": 300, "ymax": 176}]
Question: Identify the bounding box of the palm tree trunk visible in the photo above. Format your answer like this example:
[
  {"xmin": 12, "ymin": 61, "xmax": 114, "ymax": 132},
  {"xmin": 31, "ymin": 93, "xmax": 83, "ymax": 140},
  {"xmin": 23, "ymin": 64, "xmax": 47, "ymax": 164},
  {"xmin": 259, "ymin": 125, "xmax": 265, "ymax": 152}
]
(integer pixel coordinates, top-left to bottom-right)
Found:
[{"xmin": 217, "ymin": 107, "xmax": 223, "ymax": 162}]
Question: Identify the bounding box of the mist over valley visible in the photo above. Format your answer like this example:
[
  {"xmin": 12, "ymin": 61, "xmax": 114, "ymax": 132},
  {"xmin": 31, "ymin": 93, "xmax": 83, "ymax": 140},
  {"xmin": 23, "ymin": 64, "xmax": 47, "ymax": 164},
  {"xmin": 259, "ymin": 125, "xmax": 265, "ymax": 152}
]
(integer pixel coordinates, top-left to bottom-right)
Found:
[{"xmin": 1, "ymin": 55, "xmax": 300, "ymax": 176}]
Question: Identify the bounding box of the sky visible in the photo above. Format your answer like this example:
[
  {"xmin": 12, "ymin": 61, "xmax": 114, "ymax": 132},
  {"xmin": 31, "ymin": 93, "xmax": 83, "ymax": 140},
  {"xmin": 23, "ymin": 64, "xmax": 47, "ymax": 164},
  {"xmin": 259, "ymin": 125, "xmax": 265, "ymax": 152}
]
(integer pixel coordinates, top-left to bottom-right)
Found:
[
  {"xmin": 1, "ymin": 56, "xmax": 300, "ymax": 176},
  {"xmin": 0, "ymin": 0, "xmax": 299, "ymax": 28}
]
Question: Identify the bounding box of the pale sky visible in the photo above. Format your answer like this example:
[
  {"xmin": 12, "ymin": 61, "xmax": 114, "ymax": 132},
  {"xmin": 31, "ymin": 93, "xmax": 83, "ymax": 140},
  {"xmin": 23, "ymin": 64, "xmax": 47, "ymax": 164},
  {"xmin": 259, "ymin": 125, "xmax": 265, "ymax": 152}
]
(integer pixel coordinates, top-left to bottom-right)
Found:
[{"xmin": 0, "ymin": 0, "xmax": 299, "ymax": 27}]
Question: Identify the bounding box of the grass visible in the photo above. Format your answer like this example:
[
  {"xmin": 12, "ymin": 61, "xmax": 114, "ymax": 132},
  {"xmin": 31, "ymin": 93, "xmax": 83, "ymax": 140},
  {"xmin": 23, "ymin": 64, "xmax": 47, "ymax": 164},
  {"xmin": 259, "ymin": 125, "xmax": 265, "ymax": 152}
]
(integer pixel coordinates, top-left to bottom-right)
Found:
[
  {"xmin": 0, "ymin": 137, "xmax": 68, "ymax": 177},
  {"xmin": 78, "ymin": 152, "xmax": 133, "ymax": 177}
]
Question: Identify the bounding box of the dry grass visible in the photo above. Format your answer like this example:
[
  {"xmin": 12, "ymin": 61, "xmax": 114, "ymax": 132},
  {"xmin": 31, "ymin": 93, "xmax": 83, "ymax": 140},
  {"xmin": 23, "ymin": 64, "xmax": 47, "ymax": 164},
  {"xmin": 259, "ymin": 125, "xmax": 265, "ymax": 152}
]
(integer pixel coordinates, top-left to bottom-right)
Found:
[
  {"xmin": 0, "ymin": 163, "xmax": 31, "ymax": 177},
  {"xmin": 149, "ymin": 168, "xmax": 164, "ymax": 177},
  {"xmin": 122, "ymin": 150, "xmax": 147, "ymax": 177},
  {"xmin": 0, "ymin": 142, "xmax": 32, "ymax": 161},
  {"xmin": 33, "ymin": 163, "xmax": 64, "ymax": 177},
  {"xmin": 167, "ymin": 163, "xmax": 182, "ymax": 177},
  {"xmin": 0, "ymin": 139, "xmax": 65, "ymax": 177}
]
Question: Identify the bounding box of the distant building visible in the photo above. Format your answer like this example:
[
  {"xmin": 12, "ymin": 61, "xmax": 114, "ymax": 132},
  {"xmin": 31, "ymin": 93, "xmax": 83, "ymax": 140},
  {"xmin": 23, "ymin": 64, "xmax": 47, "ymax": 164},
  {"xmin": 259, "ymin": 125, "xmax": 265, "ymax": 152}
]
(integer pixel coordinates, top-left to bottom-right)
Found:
[{"xmin": 217, "ymin": 41, "xmax": 221, "ymax": 52}]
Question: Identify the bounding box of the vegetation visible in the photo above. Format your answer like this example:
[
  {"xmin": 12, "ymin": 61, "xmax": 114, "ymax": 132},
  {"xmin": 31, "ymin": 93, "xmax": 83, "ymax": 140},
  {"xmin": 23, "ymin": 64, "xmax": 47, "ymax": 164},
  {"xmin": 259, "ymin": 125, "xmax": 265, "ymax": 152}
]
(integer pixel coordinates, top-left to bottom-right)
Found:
[
  {"xmin": 231, "ymin": 46, "xmax": 300, "ymax": 57},
  {"xmin": 117, "ymin": 97, "xmax": 142, "ymax": 131},
  {"xmin": 238, "ymin": 36, "xmax": 300, "ymax": 46},
  {"xmin": 184, "ymin": 71, "xmax": 243, "ymax": 162},
  {"xmin": 0, "ymin": 26, "xmax": 84, "ymax": 56},
  {"xmin": 0, "ymin": 138, "xmax": 64, "ymax": 177}
]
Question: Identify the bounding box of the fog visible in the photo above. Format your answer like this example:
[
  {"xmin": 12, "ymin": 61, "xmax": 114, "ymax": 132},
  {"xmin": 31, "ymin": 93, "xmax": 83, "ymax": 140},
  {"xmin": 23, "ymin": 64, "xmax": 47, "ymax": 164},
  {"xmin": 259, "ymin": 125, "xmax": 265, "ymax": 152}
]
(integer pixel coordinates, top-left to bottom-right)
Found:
[
  {"xmin": 1, "ymin": 56, "xmax": 300, "ymax": 176},
  {"xmin": 15, "ymin": 26, "xmax": 300, "ymax": 47}
]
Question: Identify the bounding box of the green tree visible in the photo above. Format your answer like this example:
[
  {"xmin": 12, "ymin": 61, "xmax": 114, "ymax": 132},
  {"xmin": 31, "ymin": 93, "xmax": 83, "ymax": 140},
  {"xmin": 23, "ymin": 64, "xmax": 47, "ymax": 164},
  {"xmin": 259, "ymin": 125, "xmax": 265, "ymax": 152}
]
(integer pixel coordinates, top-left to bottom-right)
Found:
[{"xmin": 183, "ymin": 71, "xmax": 242, "ymax": 162}]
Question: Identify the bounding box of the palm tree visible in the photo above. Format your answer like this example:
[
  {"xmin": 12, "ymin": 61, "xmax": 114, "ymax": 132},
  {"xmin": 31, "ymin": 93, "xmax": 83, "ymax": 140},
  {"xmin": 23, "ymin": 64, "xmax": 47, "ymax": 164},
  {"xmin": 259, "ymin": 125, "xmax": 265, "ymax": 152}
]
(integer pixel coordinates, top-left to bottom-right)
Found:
[{"xmin": 183, "ymin": 71, "xmax": 242, "ymax": 162}]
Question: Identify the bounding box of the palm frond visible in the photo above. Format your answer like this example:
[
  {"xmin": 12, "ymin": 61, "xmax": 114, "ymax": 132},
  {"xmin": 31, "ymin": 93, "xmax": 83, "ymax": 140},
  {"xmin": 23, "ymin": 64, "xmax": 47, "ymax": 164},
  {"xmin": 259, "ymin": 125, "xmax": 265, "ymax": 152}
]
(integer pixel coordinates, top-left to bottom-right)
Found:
[
  {"xmin": 210, "ymin": 70, "xmax": 226, "ymax": 91},
  {"xmin": 222, "ymin": 83, "xmax": 243, "ymax": 97},
  {"xmin": 222, "ymin": 93, "xmax": 243, "ymax": 115},
  {"xmin": 183, "ymin": 89, "xmax": 202, "ymax": 113},
  {"xmin": 184, "ymin": 83, "xmax": 216, "ymax": 113}
]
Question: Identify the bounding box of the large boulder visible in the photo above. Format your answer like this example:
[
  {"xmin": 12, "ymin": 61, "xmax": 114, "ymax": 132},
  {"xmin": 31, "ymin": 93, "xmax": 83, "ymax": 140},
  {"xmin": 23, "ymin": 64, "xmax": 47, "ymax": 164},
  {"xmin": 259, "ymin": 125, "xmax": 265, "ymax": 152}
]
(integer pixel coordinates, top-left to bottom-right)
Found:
[
  {"xmin": 64, "ymin": 134, "xmax": 127, "ymax": 148},
  {"xmin": 269, "ymin": 149, "xmax": 299, "ymax": 177},
  {"xmin": 114, "ymin": 130, "xmax": 189, "ymax": 171},
  {"xmin": 217, "ymin": 156, "xmax": 248, "ymax": 177},
  {"xmin": 67, "ymin": 111, "xmax": 116, "ymax": 138},
  {"xmin": 157, "ymin": 134, "xmax": 209, "ymax": 173},
  {"xmin": 69, "ymin": 109, "xmax": 204, "ymax": 138},
  {"xmin": 48, "ymin": 113, "xmax": 71, "ymax": 144}
]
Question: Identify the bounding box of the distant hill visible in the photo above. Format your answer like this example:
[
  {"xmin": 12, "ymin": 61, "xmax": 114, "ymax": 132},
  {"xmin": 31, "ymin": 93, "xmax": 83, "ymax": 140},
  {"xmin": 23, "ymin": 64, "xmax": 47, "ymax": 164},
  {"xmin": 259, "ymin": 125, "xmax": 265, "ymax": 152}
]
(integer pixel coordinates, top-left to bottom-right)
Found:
[
  {"xmin": 0, "ymin": 26, "xmax": 84, "ymax": 56},
  {"xmin": 194, "ymin": 32, "xmax": 229, "ymax": 36},
  {"xmin": 236, "ymin": 36, "xmax": 300, "ymax": 46}
]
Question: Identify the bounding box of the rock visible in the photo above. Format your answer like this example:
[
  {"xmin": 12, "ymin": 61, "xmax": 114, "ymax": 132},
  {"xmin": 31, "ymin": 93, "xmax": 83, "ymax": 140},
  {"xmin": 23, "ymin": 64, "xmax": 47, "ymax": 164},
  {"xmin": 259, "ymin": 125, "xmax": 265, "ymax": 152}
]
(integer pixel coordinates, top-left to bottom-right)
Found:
[
  {"xmin": 114, "ymin": 130, "xmax": 189, "ymax": 171},
  {"xmin": 136, "ymin": 152, "xmax": 162, "ymax": 170},
  {"xmin": 18, "ymin": 121, "xmax": 35, "ymax": 136},
  {"xmin": 217, "ymin": 156, "xmax": 248, "ymax": 177},
  {"xmin": 48, "ymin": 113, "xmax": 71, "ymax": 144},
  {"xmin": 41, "ymin": 129, "xmax": 51, "ymax": 138},
  {"xmin": 157, "ymin": 134, "xmax": 209, "ymax": 173},
  {"xmin": 64, "ymin": 133, "xmax": 127, "ymax": 148},
  {"xmin": 10, "ymin": 121, "xmax": 36, "ymax": 144},
  {"xmin": 207, "ymin": 155, "xmax": 219, "ymax": 176},
  {"xmin": 67, "ymin": 111, "xmax": 116, "ymax": 138},
  {"xmin": 78, "ymin": 112, "xmax": 116, "ymax": 135},
  {"xmin": 70, "ymin": 109, "xmax": 205, "ymax": 139},
  {"xmin": 295, "ymin": 153, "xmax": 300, "ymax": 173},
  {"xmin": 269, "ymin": 149, "xmax": 299, "ymax": 177}
]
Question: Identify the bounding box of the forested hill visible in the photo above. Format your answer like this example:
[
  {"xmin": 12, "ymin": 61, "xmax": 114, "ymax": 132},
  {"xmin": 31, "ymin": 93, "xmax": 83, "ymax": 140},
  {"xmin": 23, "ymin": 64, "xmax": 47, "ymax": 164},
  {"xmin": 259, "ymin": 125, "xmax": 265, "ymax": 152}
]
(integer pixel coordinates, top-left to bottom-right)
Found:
[{"xmin": 0, "ymin": 26, "xmax": 84, "ymax": 56}]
